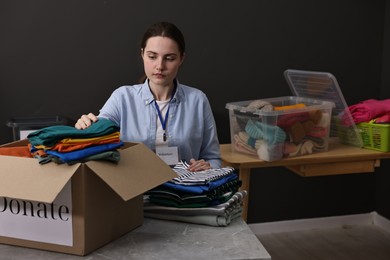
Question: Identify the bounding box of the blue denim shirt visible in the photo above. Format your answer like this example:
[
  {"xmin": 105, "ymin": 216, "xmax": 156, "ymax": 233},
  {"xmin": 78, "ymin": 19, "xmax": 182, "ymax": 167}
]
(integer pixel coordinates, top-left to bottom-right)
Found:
[{"xmin": 98, "ymin": 80, "xmax": 221, "ymax": 168}]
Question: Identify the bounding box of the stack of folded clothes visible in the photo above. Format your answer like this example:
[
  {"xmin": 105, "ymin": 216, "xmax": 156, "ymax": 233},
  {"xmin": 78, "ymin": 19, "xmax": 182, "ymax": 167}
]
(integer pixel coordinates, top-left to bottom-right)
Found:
[
  {"xmin": 27, "ymin": 118, "xmax": 124, "ymax": 165},
  {"xmin": 144, "ymin": 161, "xmax": 246, "ymax": 227}
]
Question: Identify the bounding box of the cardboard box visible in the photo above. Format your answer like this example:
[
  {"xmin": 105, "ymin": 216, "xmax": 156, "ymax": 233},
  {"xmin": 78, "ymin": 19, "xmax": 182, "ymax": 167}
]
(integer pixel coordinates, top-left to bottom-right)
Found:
[{"xmin": 0, "ymin": 139, "xmax": 176, "ymax": 256}]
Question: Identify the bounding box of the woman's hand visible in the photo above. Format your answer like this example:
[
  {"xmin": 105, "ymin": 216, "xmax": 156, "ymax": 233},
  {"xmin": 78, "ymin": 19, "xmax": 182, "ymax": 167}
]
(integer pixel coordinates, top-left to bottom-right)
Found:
[
  {"xmin": 75, "ymin": 113, "xmax": 98, "ymax": 130},
  {"xmin": 187, "ymin": 158, "xmax": 211, "ymax": 172}
]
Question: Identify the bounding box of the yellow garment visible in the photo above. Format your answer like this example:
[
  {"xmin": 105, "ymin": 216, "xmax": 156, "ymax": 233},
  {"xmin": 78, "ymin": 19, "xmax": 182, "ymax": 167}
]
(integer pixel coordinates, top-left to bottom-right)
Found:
[{"xmin": 59, "ymin": 131, "xmax": 120, "ymax": 144}]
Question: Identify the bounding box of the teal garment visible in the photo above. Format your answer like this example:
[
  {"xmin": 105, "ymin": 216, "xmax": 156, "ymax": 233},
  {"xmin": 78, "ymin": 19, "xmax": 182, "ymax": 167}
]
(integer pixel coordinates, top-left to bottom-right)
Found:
[{"xmin": 27, "ymin": 118, "xmax": 119, "ymax": 147}]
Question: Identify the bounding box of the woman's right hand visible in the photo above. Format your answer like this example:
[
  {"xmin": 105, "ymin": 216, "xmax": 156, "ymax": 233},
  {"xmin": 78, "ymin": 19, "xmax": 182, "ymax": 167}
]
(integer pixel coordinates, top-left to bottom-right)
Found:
[{"xmin": 75, "ymin": 113, "xmax": 98, "ymax": 130}]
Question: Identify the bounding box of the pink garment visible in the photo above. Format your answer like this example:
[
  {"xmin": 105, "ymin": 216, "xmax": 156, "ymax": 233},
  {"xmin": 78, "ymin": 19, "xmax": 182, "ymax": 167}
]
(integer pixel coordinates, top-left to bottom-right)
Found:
[
  {"xmin": 233, "ymin": 135, "xmax": 257, "ymax": 155},
  {"xmin": 345, "ymin": 99, "xmax": 390, "ymax": 124},
  {"xmin": 306, "ymin": 126, "xmax": 327, "ymax": 138},
  {"xmin": 373, "ymin": 113, "xmax": 390, "ymax": 123}
]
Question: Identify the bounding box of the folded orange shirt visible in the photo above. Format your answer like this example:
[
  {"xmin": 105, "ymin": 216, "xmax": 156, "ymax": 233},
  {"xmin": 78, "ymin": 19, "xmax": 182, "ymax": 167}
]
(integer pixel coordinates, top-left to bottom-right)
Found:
[
  {"xmin": 50, "ymin": 138, "xmax": 121, "ymax": 152},
  {"xmin": 0, "ymin": 146, "xmax": 33, "ymax": 158}
]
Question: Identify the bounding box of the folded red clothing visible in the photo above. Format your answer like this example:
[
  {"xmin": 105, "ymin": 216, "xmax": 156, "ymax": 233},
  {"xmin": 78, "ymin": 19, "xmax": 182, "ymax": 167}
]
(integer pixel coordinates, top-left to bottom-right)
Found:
[{"xmin": 344, "ymin": 99, "xmax": 390, "ymax": 124}]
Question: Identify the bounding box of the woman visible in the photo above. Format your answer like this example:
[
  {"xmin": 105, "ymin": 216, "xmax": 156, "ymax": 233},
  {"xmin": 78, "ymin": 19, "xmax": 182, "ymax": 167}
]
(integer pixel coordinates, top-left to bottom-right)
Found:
[{"xmin": 75, "ymin": 22, "xmax": 221, "ymax": 171}]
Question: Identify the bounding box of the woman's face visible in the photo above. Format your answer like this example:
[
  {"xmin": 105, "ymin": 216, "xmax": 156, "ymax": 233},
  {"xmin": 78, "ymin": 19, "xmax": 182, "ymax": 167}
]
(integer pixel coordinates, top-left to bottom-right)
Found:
[{"xmin": 142, "ymin": 36, "xmax": 184, "ymax": 88}]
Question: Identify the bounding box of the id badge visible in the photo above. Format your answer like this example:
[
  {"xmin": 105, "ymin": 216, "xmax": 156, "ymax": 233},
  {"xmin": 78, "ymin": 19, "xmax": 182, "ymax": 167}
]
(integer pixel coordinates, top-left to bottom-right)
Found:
[{"xmin": 156, "ymin": 146, "xmax": 179, "ymax": 166}]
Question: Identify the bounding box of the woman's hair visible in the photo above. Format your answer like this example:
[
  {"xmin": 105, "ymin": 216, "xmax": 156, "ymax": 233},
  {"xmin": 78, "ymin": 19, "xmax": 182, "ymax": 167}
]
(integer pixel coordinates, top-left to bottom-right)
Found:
[{"xmin": 140, "ymin": 21, "xmax": 186, "ymax": 57}]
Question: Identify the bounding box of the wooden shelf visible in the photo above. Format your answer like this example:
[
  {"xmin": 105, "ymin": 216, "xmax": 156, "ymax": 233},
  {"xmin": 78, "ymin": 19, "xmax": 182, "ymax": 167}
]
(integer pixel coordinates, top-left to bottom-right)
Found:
[
  {"xmin": 220, "ymin": 138, "xmax": 390, "ymax": 221},
  {"xmin": 221, "ymin": 138, "xmax": 390, "ymax": 176}
]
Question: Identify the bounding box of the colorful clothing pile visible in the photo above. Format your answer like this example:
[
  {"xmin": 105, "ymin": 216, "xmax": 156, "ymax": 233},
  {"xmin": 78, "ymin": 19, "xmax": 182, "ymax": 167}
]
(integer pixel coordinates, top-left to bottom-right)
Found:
[
  {"xmin": 233, "ymin": 100, "xmax": 330, "ymax": 161},
  {"xmin": 144, "ymin": 161, "xmax": 244, "ymax": 227},
  {"xmin": 27, "ymin": 118, "xmax": 124, "ymax": 164},
  {"xmin": 343, "ymin": 99, "xmax": 390, "ymax": 125}
]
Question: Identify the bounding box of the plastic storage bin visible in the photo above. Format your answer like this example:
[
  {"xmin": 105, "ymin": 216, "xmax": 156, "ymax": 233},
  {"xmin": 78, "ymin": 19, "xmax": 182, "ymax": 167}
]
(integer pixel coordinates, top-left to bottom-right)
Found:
[
  {"xmin": 357, "ymin": 122, "xmax": 390, "ymax": 152},
  {"xmin": 226, "ymin": 96, "xmax": 334, "ymax": 161},
  {"xmin": 6, "ymin": 116, "xmax": 69, "ymax": 141}
]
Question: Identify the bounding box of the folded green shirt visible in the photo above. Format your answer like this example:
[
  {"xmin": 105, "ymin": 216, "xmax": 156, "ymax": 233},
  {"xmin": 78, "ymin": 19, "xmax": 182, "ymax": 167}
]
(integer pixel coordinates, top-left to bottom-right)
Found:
[{"xmin": 28, "ymin": 118, "xmax": 120, "ymax": 146}]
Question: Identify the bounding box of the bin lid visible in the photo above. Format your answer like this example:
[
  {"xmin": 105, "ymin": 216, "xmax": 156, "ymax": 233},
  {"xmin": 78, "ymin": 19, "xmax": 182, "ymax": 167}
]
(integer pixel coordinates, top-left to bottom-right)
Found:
[
  {"xmin": 284, "ymin": 69, "xmax": 362, "ymax": 147},
  {"xmin": 6, "ymin": 116, "xmax": 68, "ymax": 128}
]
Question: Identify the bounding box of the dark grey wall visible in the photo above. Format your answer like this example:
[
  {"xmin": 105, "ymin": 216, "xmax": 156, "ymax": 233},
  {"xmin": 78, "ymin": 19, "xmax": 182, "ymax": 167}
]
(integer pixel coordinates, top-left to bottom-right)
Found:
[
  {"xmin": 0, "ymin": 0, "xmax": 387, "ymax": 223},
  {"xmin": 375, "ymin": 1, "xmax": 390, "ymax": 220}
]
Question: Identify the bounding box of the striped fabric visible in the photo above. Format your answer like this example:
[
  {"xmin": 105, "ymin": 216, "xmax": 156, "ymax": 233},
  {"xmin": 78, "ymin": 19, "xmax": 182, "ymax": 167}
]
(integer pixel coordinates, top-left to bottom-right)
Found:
[{"xmin": 171, "ymin": 161, "xmax": 236, "ymax": 185}]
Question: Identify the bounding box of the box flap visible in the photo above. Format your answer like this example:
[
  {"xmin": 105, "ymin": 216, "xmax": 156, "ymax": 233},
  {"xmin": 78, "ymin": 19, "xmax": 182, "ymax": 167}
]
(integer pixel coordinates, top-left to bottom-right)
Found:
[
  {"xmin": 86, "ymin": 143, "xmax": 177, "ymax": 201},
  {"xmin": 284, "ymin": 69, "xmax": 363, "ymax": 147},
  {"xmin": 0, "ymin": 156, "xmax": 79, "ymax": 203}
]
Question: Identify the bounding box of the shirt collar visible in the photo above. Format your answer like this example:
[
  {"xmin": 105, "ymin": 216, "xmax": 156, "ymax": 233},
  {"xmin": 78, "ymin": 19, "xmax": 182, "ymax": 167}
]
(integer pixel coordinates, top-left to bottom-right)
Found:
[{"xmin": 141, "ymin": 79, "xmax": 183, "ymax": 105}]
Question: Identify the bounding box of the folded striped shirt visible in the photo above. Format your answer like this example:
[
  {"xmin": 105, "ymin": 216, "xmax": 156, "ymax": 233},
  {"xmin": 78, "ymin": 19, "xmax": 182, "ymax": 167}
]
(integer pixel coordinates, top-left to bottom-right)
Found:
[{"xmin": 171, "ymin": 161, "xmax": 236, "ymax": 185}]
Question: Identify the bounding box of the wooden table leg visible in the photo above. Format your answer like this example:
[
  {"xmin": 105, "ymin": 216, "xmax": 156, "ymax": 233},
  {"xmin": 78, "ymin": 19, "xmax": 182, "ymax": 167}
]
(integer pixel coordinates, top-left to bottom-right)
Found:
[{"xmin": 238, "ymin": 167, "xmax": 250, "ymax": 222}]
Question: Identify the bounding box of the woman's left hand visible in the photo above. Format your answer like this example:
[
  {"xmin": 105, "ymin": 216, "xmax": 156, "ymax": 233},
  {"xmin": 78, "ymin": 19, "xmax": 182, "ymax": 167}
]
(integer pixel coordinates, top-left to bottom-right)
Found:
[{"xmin": 187, "ymin": 159, "xmax": 211, "ymax": 172}]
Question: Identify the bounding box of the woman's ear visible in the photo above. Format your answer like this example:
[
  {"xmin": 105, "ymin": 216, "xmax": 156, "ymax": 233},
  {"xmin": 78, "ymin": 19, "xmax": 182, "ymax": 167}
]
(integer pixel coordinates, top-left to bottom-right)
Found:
[{"xmin": 180, "ymin": 53, "xmax": 186, "ymax": 65}]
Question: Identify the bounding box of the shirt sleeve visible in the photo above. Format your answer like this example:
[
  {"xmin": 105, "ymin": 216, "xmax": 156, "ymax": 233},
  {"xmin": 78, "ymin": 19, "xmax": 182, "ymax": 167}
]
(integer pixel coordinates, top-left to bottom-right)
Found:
[{"xmin": 199, "ymin": 92, "xmax": 222, "ymax": 169}]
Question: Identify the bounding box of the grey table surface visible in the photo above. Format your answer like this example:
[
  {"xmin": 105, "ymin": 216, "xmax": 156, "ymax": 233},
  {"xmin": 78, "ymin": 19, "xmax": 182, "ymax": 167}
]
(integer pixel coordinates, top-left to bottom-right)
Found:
[{"xmin": 0, "ymin": 217, "xmax": 271, "ymax": 260}]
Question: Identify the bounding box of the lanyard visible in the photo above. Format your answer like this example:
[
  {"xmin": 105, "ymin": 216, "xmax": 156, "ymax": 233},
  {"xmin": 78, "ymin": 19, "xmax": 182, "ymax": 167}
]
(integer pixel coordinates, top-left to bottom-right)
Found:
[
  {"xmin": 154, "ymin": 87, "xmax": 176, "ymax": 142},
  {"xmin": 154, "ymin": 101, "xmax": 170, "ymax": 142}
]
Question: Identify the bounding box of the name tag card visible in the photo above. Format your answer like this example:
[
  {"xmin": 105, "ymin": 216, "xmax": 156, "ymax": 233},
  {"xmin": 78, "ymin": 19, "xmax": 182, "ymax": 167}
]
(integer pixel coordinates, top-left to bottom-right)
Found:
[{"xmin": 156, "ymin": 146, "xmax": 179, "ymax": 166}]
